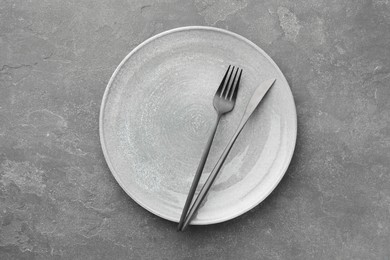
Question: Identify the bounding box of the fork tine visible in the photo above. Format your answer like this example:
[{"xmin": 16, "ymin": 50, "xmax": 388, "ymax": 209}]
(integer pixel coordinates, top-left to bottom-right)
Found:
[
  {"xmin": 221, "ymin": 66, "xmax": 235, "ymax": 97},
  {"xmin": 225, "ymin": 67, "xmax": 239, "ymax": 99},
  {"xmin": 216, "ymin": 65, "xmax": 231, "ymax": 96},
  {"xmin": 230, "ymin": 68, "xmax": 242, "ymax": 101}
]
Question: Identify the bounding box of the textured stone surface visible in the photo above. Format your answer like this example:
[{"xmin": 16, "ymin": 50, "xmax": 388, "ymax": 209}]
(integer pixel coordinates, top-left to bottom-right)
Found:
[{"xmin": 0, "ymin": 0, "xmax": 389, "ymax": 259}]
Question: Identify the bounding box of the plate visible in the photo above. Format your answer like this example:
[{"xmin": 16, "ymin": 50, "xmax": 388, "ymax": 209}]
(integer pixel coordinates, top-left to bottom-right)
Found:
[{"xmin": 99, "ymin": 26, "xmax": 297, "ymax": 225}]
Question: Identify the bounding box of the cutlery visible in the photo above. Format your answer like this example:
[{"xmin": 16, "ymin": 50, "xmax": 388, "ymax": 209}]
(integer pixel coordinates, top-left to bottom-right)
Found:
[
  {"xmin": 177, "ymin": 65, "xmax": 243, "ymax": 231},
  {"xmin": 180, "ymin": 78, "xmax": 277, "ymax": 231}
]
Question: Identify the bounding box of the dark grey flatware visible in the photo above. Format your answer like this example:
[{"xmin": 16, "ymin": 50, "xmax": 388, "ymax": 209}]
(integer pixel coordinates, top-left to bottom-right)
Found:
[
  {"xmin": 181, "ymin": 78, "xmax": 276, "ymax": 231},
  {"xmin": 177, "ymin": 65, "xmax": 243, "ymax": 231}
]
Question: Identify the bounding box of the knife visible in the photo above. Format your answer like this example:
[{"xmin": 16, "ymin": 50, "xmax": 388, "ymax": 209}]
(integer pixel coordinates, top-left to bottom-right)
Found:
[{"xmin": 180, "ymin": 78, "xmax": 277, "ymax": 230}]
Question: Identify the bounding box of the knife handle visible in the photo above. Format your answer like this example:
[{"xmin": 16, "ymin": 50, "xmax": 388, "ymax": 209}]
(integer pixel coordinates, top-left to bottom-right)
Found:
[{"xmin": 181, "ymin": 119, "xmax": 245, "ymax": 230}]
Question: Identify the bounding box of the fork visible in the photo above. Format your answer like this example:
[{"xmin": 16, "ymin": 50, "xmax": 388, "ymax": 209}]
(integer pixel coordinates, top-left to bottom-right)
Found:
[{"xmin": 177, "ymin": 65, "xmax": 243, "ymax": 231}]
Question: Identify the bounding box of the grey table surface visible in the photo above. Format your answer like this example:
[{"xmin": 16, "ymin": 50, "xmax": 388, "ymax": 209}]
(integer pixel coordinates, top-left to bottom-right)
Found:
[{"xmin": 1, "ymin": 0, "xmax": 389, "ymax": 259}]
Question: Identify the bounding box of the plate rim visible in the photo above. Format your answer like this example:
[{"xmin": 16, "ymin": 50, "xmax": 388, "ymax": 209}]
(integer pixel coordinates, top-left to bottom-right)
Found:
[{"xmin": 99, "ymin": 26, "xmax": 297, "ymax": 225}]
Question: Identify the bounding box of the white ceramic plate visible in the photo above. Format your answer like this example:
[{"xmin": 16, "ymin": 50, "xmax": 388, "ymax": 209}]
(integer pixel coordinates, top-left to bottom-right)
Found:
[{"xmin": 100, "ymin": 26, "xmax": 297, "ymax": 225}]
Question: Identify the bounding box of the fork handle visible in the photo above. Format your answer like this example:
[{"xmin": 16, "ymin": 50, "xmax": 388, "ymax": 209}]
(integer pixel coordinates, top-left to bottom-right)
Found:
[{"xmin": 177, "ymin": 114, "xmax": 222, "ymax": 231}]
